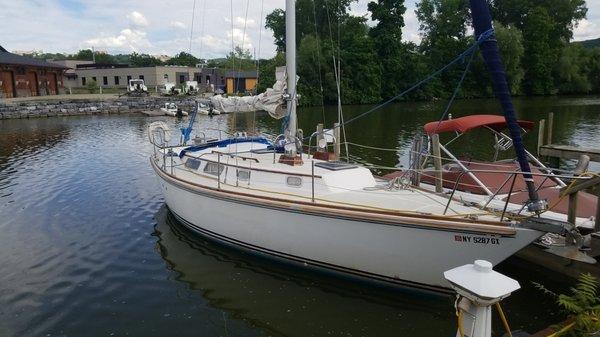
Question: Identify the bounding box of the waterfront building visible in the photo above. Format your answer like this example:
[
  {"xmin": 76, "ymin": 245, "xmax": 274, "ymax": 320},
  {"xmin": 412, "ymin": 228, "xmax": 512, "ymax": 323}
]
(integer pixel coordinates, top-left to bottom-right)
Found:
[
  {"xmin": 0, "ymin": 45, "xmax": 67, "ymax": 98},
  {"xmin": 47, "ymin": 61, "xmax": 258, "ymax": 95}
]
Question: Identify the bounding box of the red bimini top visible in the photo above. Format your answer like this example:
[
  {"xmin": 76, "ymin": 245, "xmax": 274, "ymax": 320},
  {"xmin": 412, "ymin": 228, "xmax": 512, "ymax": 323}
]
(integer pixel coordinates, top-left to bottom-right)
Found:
[{"xmin": 423, "ymin": 115, "xmax": 535, "ymax": 135}]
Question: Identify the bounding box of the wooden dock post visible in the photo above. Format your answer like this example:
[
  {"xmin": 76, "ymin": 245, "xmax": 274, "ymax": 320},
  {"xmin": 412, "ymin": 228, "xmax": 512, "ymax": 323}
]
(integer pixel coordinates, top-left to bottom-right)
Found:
[
  {"xmin": 431, "ymin": 134, "xmax": 443, "ymax": 193},
  {"xmin": 560, "ymin": 176, "xmax": 600, "ymax": 226},
  {"xmin": 537, "ymin": 119, "xmax": 545, "ymax": 156}
]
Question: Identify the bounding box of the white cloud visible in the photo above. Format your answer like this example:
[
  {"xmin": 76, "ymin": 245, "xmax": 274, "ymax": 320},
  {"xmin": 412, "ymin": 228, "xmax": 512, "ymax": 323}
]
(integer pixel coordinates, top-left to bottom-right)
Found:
[
  {"xmin": 170, "ymin": 21, "xmax": 187, "ymax": 29},
  {"xmin": 127, "ymin": 11, "xmax": 149, "ymax": 28},
  {"xmin": 85, "ymin": 29, "xmax": 151, "ymax": 52},
  {"xmin": 1, "ymin": 0, "xmax": 598, "ymax": 59},
  {"xmin": 573, "ymin": 19, "xmax": 599, "ymax": 41}
]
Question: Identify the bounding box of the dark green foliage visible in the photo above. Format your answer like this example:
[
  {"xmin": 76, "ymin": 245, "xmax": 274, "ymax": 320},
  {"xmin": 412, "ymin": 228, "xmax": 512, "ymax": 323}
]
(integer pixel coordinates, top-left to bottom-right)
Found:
[
  {"xmin": 256, "ymin": 52, "xmax": 286, "ymax": 94},
  {"xmin": 579, "ymin": 38, "xmax": 600, "ymax": 49},
  {"xmin": 73, "ymin": 49, "xmax": 118, "ymax": 64},
  {"xmin": 534, "ymin": 273, "xmax": 600, "ymax": 336},
  {"xmin": 368, "ymin": 0, "xmax": 411, "ymax": 100},
  {"xmin": 129, "ymin": 53, "xmax": 163, "ymax": 67},
  {"xmin": 166, "ymin": 52, "xmax": 200, "ymax": 67}
]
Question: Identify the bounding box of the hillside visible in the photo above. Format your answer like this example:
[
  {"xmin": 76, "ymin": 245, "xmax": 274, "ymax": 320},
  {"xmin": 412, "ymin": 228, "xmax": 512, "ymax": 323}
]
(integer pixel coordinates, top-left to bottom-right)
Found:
[{"xmin": 578, "ymin": 37, "xmax": 600, "ymax": 48}]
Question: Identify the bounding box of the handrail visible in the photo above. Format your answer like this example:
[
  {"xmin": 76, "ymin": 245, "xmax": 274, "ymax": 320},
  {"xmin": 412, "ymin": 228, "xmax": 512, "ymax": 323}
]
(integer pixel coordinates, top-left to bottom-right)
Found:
[{"xmin": 211, "ymin": 150, "xmax": 260, "ymax": 163}]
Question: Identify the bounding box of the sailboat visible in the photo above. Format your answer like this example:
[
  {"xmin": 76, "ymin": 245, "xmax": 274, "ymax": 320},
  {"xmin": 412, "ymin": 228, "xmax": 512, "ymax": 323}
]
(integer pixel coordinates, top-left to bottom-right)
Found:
[{"xmin": 149, "ymin": 0, "xmax": 586, "ymax": 292}]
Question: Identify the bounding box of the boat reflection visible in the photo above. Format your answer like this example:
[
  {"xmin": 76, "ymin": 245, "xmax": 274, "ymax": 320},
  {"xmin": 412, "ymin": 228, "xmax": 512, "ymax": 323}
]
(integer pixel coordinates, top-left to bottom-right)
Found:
[{"xmin": 153, "ymin": 205, "xmax": 455, "ymax": 337}]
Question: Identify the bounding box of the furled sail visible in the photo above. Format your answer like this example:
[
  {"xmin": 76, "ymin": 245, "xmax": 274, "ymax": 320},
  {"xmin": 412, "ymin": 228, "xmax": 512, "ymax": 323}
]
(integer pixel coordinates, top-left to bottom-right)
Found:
[
  {"xmin": 469, "ymin": 0, "xmax": 543, "ymax": 210},
  {"xmin": 210, "ymin": 66, "xmax": 287, "ymax": 119}
]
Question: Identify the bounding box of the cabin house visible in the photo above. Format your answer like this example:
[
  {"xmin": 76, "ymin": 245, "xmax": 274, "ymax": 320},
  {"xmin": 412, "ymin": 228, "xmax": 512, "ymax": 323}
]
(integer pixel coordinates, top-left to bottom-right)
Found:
[
  {"xmin": 225, "ymin": 70, "xmax": 258, "ymax": 94},
  {"xmin": 0, "ymin": 46, "xmax": 67, "ymax": 98}
]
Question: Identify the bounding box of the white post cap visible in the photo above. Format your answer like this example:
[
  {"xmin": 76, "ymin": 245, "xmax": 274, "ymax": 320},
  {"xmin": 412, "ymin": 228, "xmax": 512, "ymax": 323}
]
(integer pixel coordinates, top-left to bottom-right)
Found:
[{"xmin": 443, "ymin": 260, "xmax": 520, "ymax": 301}]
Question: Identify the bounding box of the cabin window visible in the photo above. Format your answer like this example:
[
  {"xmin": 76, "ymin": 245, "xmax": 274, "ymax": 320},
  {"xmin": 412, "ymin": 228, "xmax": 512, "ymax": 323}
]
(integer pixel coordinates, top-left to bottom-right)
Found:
[
  {"xmin": 127, "ymin": 75, "xmax": 132, "ymax": 82},
  {"xmin": 204, "ymin": 162, "xmax": 224, "ymax": 176},
  {"xmin": 184, "ymin": 158, "xmax": 201, "ymax": 170},
  {"xmin": 92, "ymin": 77, "xmax": 97, "ymax": 83},
  {"xmin": 114, "ymin": 76, "xmax": 120, "ymax": 85},
  {"xmin": 286, "ymin": 176, "xmax": 302, "ymax": 187},
  {"xmin": 163, "ymin": 74, "xmax": 168, "ymax": 80},
  {"xmin": 81, "ymin": 77, "xmax": 86, "ymax": 85},
  {"xmin": 16, "ymin": 67, "xmax": 25, "ymax": 75},
  {"xmin": 103, "ymin": 76, "xmax": 108, "ymax": 85},
  {"xmin": 237, "ymin": 169, "xmax": 251, "ymax": 181},
  {"xmin": 139, "ymin": 75, "xmax": 144, "ymax": 80}
]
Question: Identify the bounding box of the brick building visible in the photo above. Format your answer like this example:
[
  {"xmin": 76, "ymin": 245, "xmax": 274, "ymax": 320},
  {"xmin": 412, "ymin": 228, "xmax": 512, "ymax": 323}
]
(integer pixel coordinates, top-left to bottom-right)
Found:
[{"xmin": 0, "ymin": 46, "xmax": 67, "ymax": 98}]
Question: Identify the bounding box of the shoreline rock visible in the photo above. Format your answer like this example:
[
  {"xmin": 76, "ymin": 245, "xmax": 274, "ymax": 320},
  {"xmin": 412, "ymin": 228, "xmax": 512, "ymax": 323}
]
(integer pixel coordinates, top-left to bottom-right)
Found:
[{"xmin": 0, "ymin": 97, "xmax": 200, "ymax": 120}]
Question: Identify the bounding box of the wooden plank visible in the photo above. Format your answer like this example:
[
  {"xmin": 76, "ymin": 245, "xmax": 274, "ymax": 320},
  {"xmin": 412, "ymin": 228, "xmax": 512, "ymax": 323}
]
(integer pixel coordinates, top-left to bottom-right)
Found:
[{"xmin": 540, "ymin": 144, "xmax": 600, "ymax": 162}]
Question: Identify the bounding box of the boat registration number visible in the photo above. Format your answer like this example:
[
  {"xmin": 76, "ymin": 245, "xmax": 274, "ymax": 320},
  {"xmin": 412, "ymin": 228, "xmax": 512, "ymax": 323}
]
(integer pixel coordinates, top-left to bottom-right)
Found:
[{"xmin": 454, "ymin": 235, "xmax": 500, "ymax": 245}]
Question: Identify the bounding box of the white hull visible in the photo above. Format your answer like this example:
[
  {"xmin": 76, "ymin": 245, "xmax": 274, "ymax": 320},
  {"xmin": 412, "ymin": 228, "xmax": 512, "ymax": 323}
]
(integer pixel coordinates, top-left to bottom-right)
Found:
[{"xmin": 153, "ymin": 160, "xmax": 540, "ymax": 291}]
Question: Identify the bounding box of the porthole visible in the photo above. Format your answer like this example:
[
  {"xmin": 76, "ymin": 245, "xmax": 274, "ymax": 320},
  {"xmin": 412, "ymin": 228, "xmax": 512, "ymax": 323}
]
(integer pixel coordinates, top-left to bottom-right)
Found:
[{"xmin": 286, "ymin": 176, "xmax": 302, "ymax": 187}]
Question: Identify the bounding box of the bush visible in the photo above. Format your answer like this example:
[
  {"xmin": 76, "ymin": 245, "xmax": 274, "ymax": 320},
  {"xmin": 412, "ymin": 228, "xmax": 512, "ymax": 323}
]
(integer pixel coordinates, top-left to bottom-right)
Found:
[
  {"xmin": 534, "ymin": 273, "xmax": 600, "ymax": 336},
  {"xmin": 86, "ymin": 80, "xmax": 99, "ymax": 94}
]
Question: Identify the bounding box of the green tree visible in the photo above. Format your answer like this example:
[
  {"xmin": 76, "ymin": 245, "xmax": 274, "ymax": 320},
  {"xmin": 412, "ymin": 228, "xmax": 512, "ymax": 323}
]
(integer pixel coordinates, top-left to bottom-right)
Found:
[
  {"xmin": 368, "ymin": 0, "xmax": 410, "ymax": 100},
  {"xmin": 521, "ymin": 6, "xmax": 554, "ymax": 95},
  {"xmin": 337, "ymin": 16, "xmax": 381, "ymax": 104},
  {"xmin": 587, "ymin": 48, "xmax": 600, "ymax": 93},
  {"xmin": 73, "ymin": 49, "xmax": 116, "ymax": 63},
  {"xmin": 265, "ymin": 0, "xmax": 355, "ymax": 52},
  {"xmin": 555, "ymin": 43, "xmax": 592, "ymax": 94},
  {"xmin": 166, "ymin": 52, "xmax": 200, "ymax": 67},
  {"xmin": 129, "ymin": 53, "xmax": 163, "ymax": 67},
  {"xmin": 415, "ymin": 0, "xmax": 470, "ymax": 98},
  {"xmin": 495, "ymin": 22, "xmax": 525, "ymax": 95},
  {"xmin": 225, "ymin": 46, "xmax": 255, "ymax": 71},
  {"xmin": 256, "ymin": 52, "xmax": 286, "ymax": 94},
  {"xmin": 491, "ymin": 0, "xmax": 588, "ymax": 95}
]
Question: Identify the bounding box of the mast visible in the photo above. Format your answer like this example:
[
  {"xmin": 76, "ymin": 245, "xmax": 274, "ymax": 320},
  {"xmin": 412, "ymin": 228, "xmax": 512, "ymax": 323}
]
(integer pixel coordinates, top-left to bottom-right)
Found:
[
  {"xmin": 285, "ymin": 0, "xmax": 298, "ymax": 157},
  {"xmin": 469, "ymin": 0, "xmax": 545, "ymax": 212}
]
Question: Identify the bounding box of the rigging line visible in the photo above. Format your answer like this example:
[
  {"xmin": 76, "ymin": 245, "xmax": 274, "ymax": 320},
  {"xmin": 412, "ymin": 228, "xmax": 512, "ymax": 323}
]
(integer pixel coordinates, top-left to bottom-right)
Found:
[
  {"xmin": 237, "ymin": 0, "xmax": 251, "ymax": 78},
  {"xmin": 229, "ymin": 0, "xmax": 235, "ymax": 85},
  {"xmin": 189, "ymin": 0, "xmax": 197, "ymax": 54},
  {"xmin": 311, "ymin": 0, "xmax": 326, "ymax": 125},
  {"xmin": 256, "ymin": 0, "xmax": 265, "ymax": 90},
  {"xmin": 199, "ymin": 0, "xmax": 207, "ymax": 57},
  {"xmin": 432, "ymin": 46, "xmax": 477, "ymax": 134}
]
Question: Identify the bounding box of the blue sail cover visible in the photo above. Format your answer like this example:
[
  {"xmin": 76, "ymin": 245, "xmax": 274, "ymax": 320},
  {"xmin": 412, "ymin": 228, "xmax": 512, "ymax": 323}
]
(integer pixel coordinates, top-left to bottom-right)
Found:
[{"xmin": 469, "ymin": 0, "xmax": 540, "ymax": 204}]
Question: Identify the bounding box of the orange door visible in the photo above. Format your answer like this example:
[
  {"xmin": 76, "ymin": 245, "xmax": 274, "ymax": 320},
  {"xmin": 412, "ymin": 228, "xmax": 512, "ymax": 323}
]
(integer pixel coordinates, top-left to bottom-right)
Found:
[
  {"xmin": 226, "ymin": 78, "xmax": 234, "ymax": 94},
  {"xmin": 1, "ymin": 71, "xmax": 15, "ymax": 98}
]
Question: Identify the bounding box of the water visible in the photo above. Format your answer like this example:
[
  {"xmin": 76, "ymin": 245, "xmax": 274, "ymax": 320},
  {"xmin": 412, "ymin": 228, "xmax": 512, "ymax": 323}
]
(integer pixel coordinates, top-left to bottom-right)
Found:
[{"xmin": 1, "ymin": 96, "xmax": 599, "ymax": 337}]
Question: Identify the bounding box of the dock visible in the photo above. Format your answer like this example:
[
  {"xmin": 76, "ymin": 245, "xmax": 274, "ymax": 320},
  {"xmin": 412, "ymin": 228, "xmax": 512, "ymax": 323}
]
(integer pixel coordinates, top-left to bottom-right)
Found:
[
  {"xmin": 539, "ymin": 144, "xmax": 600, "ymax": 162},
  {"xmin": 537, "ymin": 112, "xmax": 600, "ymax": 163}
]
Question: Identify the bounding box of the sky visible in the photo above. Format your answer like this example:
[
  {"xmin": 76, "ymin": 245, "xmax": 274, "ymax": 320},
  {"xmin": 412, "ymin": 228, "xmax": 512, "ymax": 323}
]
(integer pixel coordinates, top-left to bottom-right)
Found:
[{"xmin": 0, "ymin": 0, "xmax": 598, "ymax": 59}]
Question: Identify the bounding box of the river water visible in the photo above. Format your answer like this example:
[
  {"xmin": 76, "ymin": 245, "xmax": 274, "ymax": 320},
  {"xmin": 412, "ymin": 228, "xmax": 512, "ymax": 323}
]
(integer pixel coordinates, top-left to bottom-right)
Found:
[{"xmin": 1, "ymin": 96, "xmax": 599, "ymax": 337}]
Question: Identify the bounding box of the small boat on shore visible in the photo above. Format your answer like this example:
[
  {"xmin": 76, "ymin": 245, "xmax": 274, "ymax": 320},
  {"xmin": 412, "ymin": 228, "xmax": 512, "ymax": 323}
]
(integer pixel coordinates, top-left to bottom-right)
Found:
[
  {"xmin": 198, "ymin": 103, "xmax": 221, "ymax": 116},
  {"xmin": 160, "ymin": 103, "xmax": 188, "ymax": 117}
]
